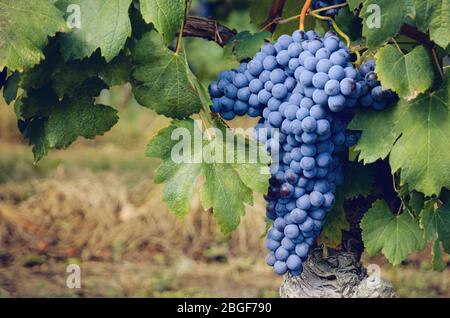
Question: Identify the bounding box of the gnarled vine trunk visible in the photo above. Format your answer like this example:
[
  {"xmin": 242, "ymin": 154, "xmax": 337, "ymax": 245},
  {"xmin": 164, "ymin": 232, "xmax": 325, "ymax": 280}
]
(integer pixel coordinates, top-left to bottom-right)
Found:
[{"xmin": 280, "ymin": 249, "xmax": 396, "ymax": 298}]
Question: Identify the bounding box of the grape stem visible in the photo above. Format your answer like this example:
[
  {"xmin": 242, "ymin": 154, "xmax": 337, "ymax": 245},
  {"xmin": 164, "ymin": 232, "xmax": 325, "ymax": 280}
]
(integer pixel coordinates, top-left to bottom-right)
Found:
[
  {"xmin": 299, "ymin": 0, "xmax": 312, "ymax": 31},
  {"xmin": 176, "ymin": 0, "xmax": 192, "ymax": 54}
]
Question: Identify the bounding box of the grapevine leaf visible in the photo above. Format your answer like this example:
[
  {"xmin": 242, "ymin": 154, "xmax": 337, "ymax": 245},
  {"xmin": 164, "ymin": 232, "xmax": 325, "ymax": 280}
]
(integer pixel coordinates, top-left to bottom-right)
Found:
[
  {"xmin": 99, "ymin": 53, "xmax": 131, "ymax": 87},
  {"xmin": 146, "ymin": 119, "xmax": 270, "ymax": 234},
  {"xmin": 375, "ymin": 45, "xmax": 434, "ymax": 100},
  {"xmin": 335, "ymin": 6, "xmax": 363, "ymax": 41},
  {"xmin": 389, "ymin": 74, "xmax": 450, "ymax": 195},
  {"xmin": 320, "ymin": 189, "xmax": 350, "ymax": 248},
  {"xmin": 413, "ymin": 0, "xmax": 450, "ymax": 49},
  {"xmin": 341, "ymin": 162, "xmax": 376, "ymax": 199},
  {"xmin": 0, "ymin": 0, "xmax": 65, "ymax": 71},
  {"xmin": 227, "ymin": 31, "xmax": 271, "ymax": 61},
  {"xmin": 201, "ymin": 161, "xmax": 254, "ymax": 234},
  {"xmin": 18, "ymin": 79, "xmax": 118, "ymax": 161},
  {"xmin": 3, "ymin": 72, "xmax": 20, "ymax": 104},
  {"xmin": 249, "ymin": 0, "xmax": 273, "ymax": 27},
  {"xmin": 347, "ymin": 0, "xmax": 363, "ymax": 11},
  {"xmin": 432, "ymin": 239, "xmax": 446, "ymax": 271},
  {"xmin": 146, "ymin": 120, "xmax": 203, "ymax": 217},
  {"xmin": 348, "ymin": 107, "xmax": 400, "ymax": 164},
  {"xmin": 131, "ymin": 32, "xmax": 201, "ymax": 119},
  {"xmin": 139, "ymin": 0, "xmax": 185, "ymax": 45},
  {"xmin": 57, "ymin": 0, "xmax": 132, "ymax": 61},
  {"xmin": 361, "ymin": 200, "xmax": 425, "ymax": 265},
  {"xmin": 360, "ymin": 0, "xmax": 415, "ymax": 48},
  {"xmin": 51, "ymin": 56, "xmax": 104, "ymax": 99},
  {"xmin": 408, "ymin": 191, "xmax": 425, "ymax": 214},
  {"xmin": 420, "ymin": 199, "xmax": 450, "ymax": 252}
]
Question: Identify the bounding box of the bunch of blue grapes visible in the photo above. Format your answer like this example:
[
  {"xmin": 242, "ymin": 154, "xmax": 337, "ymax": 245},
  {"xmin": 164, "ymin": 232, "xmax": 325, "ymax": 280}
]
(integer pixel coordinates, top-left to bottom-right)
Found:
[
  {"xmin": 208, "ymin": 29, "xmax": 392, "ymax": 276},
  {"xmin": 312, "ymin": 0, "xmax": 347, "ymax": 17},
  {"xmin": 355, "ymin": 60, "xmax": 397, "ymax": 110}
]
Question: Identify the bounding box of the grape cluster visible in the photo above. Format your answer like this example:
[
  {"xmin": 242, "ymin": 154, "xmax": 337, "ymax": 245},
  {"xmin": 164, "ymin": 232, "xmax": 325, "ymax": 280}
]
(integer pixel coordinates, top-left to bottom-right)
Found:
[
  {"xmin": 207, "ymin": 29, "xmax": 395, "ymax": 277},
  {"xmin": 354, "ymin": 60, "xmax": 397, "ymax": 110},
  {"xmin": 312, "ymin": 0, "xmax": 346, "ymax": 17}
]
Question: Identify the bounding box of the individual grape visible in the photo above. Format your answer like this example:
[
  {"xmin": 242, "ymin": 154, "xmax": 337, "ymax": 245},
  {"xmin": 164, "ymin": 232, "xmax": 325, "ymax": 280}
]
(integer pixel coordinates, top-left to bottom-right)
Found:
[
  {"xmin": 237, "ymin": 87, "xmax": 251, "ymax": 102},
  {"xmin": 340, "ymin": 78, "xmax": 356, "ymax": 96},
  {"xmin": 248, "ymin": 60, "xmax": 263, "ymax": 76},
  {"xmin": 277, "ymin": 50, "xmax": 291, "ymax": 66},
  {"xmin": 258, "ymin": 90, "xmax": 272, "ymax": 105},
  {"xmin": 272, "ymin": 84, "xmax": 288, "ymax": 99},
  {"xmin": 263, "ymin": 56, "xmax": 278, "ymax": 71},
  {"xmin": 324, "ymin": 79, "xmax": 340, "ymax": 96},
  {"xmin": 234, "ymin": 101, "xmax": 248, "ymax": 116},
  {"xmin": 266, "ymin": 252, "xmax": 276, "ymax": 266},
  {"xmin": 316, "ymin": 59, "xmax": 333, "ymax": 73},
  {"xmin": 328, "ymin": 94, "xmax": 346, "ymax": 112},
  {"xmin": 312, "ymin": 72, "xmax": 329, "ymax": 89},
  {"xmin": 312, "ymin": 89, "xmax": 328, "ymax": 105},
  {"xmin": 296, "ymin": 194, "xmax": 311, "ymax": 210},
  {"xmin": 301, "ymin": 116, "xmax": 317, "ymax": 133},
  {"xmin": 295, "ymin": 243, "xmax": 309, "ymax": 258},
  {"xmin": 286, "ymin": 254, "xmax": 302, "ymax": 271},
  {"xmin": 304, "ymin": 57, "xmax": 319, "ymax": 71},
  {"xmin": 299, "ymin": 70, "xmax": 314, "ymax": 86},
  {"xmin": 266, "ymin": 239, "xmax": 281, "ymax": 251},
  {"xmin": 328, "ymin": 65, "xmax": 345, "ymax": 81},
  {"xmin": 249, "ymin": 79, "xmax": 263, "ymax": 93},
  {"xmin": 274, "ymin": 261, "xmax": 288, "ymax": 275},
  {"xmin": 268, "ymin": 111, "xmax": 283, "ymax": 128}
]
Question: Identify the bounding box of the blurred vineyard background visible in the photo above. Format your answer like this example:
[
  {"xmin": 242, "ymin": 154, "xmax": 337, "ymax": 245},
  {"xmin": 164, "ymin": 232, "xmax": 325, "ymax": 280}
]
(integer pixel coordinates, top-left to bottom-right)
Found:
[{"xmin": 0, "ymin": 0, "xmax": 449, "ymax": 298}]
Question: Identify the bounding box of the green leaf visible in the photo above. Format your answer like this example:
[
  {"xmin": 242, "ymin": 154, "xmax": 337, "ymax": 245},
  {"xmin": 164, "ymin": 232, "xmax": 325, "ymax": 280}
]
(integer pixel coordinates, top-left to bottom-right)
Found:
[
  {"xmin": 51, "ymin": 56, "xmax": 104, "ymax": 99},
  {"xmin": 146, "ymin": 119, "xmax": 270, "ymax": 234},
  {"xmin": 361, "ymin": 200, "xmax": 425, "ymax": 265},
  {"xmin": 0, "ymin": 0, "xmax": 65, "ymax": 71},
  {"xmin": 432, "ymin": 239, "xmax": 446, "ymax": 271},
  {"xmin": 131, "ymin": 32, "xmax": 201, "ymax": 119},
  {"xmin": 320, "ymin": 189, "xmax": 350, "ymax": 248},
  {"xmin": 413, "ymin": 0, "xmax": 450, "ymax": 49},
  {"xmin": 408, "ymin": 191, "xmax": 425, "ymax": 214},
  {"xmin": 19, "ymin": 79, "xmax": 118, "ymax": 161},
  {"xmin": 420, "ymin": 199, "xmax": 450, "ymax": 252},
  {"xmin": 249, "ymin": 0, "xmax": 273, "ymax": 27},
  {"xmin": 351, "ymin": 72, "xmax": 450, "ymax": 195},
  {"xmin": 389, "ymin": 74, "xmax": 450, "ymax": 195},
  {"xmin": 57, "ymin": 0, "xmax": 132, "ymax": 61},
  {"xmin": 227, "ymin": 31, "xmax": 271, "ymax": 61},
  {"xmin": 341, "ymin": 162, "xmax": 376, "ymax": 199},
  {"xmin": 99, "ymin": 53, "xmax": 131, "ymax": 87},
  {"xmin": 335, "ymin": 6, "xmax": 363, "ymax": 41},
  {"xmin": 139, "ymin": 0, "xmax": 185, "ymax": 45},
  {"xmin": 375, "ymin": 45, "xmax": 434, "ymax": 100},
  {"xmin": 347, "ymin": 0, "xmax": 363, "ymax": 11},
  {"xmin": 348, "ymin": 107, "xmax": 400, "ymax": 164},
  {"xmin": 3, "ymin": 72, "xmax": 20, "ymax": 104},
  {"xmin": 360, "ymin": 0, "xmax": 415, "ymax": 48}
]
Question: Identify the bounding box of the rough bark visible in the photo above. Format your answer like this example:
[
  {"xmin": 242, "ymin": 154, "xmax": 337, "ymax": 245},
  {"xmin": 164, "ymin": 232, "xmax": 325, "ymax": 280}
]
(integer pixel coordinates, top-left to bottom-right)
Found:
[{"xmin": 280, "ymin": 249, "xmax": 396, "ymax": 298}]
